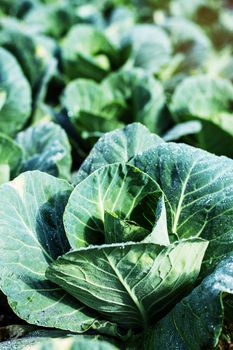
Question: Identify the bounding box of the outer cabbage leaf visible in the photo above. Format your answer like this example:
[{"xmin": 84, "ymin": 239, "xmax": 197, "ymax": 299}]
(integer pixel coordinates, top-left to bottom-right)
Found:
[
  {"xmin": 61, "ymin": 70, "xmax": 166, "ymax": 141},
  {"xmin": 0, "ymin": 332, "xmax": 120, "ymax": 350},
  {"xmin": 123, "ymin": 25, "xmax": 172, "ymax": 73},
  {"xmin": 61, "ymin": 79, "xmax": 124, "ymax": 139},
  {"xmin": 0, "ymin": 90, "xmax": 6, "ymax": 111},
  {"xmin": 106, "ymin": 7, "xmax": 135, "ymax": 55},
  {"xmin": 73, "ymin": 123, "xmax": 163, "ymax": 185},
  {"xmin": 163, "ymin": 121, "xmax": 202, "ymax": 141},
  {"xmin": 27, "ymin": 336, "xmax": 119, "ymax": 350},
  {"xmin": 16, "ymin": 122, "xmax": 72, "ymax": 180},
  {"xmin": 204, "ymin": 48, "xmax": 233, "ymax": 82},
  {"xmin": 24, "ymin": 3, "xmax": 77, "ymax": 38},
  {"xmin": 143, "ymin": 256, "xmax": 233, "ymax": 350},
  {"xmin": 75, "ymin": 4, "xmax": 105, "ymax": 28},
  {"xmin": 170, "ymin": 75, "xmax": 233, "ymax": 156},
  {"xmin": 62, "ymin": 24, "xmax": 117, "ymax": 81},
  {"xmin": 170, "ymin": 0, "xmax": 218, "ymax": 22},
  {"xmin": 0, "ymin": 171, "xmax": 102, "ymax": 332},
  {"xmin": 161, "ymin": 18, "xmax": 211, "ymax": 74},
  {"xmin": 163, "ymin": 17, "xmax": 211, "ymax": 48},
  {"xmin": 0, "ymin": 47, "xmax": 32, "ymax": 136},
  {"xmin": 102, "ymin": 69, "xmax": 166, "ymax": 133},
  {"xmin": 0, "ymin": 0, "xmax": 38, "ymax": 17},
  {"xmin": 46, "ymin": 239, "xmax": 208, "ymax": 330},
  {"xmin": 0, "ymin": 330, "xmax": 70, "ymax": 350},
  {"xmin": 133, "ymin": 142, "xmax": 233, "ymax": 274},
  {"xmin": 171, "ymin": 76, "xmax": 233, "ymax": 122},
  {"xmin": 64, "ymin": 163, "xmax": 160, "ymax": 249},
  {"xmin": 62, "ymin": 70, "xmax": 166, "ymax": 141},
  {"xmin": 0, "ymin": 20, "xmax": 56, "ymax": 108},
  {"xmin": 0, "ymin": 133, "xmax": 23, "ymax": 184}
]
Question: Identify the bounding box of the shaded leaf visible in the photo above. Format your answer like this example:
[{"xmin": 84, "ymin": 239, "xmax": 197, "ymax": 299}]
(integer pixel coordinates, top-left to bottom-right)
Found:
[
  {"xmin": 0, "ymin": 20, "xmax": 56, "ymax": 108},
  {"xmin": 0, "ymin": 325, "xmax": 36, "ymax": 342},
  {"xmin": 61, "ymin": 79, "xmax": 124, "ymax": 139},
  {"xmin": 64, "ymin": 163, "xmax": 160, "ymax": 248},
  {"xmin": 124, "ymin": 25, "xmax": 171, "ymax": 73},
  {"xmin": 144, "ymin": 256, "xmax": 233, "ymax": 350},
  {"xmin": 24, "ymin": 3, "xmax": 77, "ymax": 39},
  {"xmin": 0, "ymin": 47, "xmax": 32, "ymax": 136},
  {"xmin": 170, "ymin": 75, "xmax": 233, "ymax": 156},
  {"xmin": 102, "ymin": 69, "xmax": 166, "ymax": 133},
  {"xmin": 104, "ymin": 211, "xmax": 150, "ymax": 244},
  {"xmin": 62, "ymin": 24, "xmax": 117, "ymax": 81},
  {"xmin": 161, "ymin": 18, "xmax": 211, "ymax": 74},
  {"xmin": 16, "ymin": 122, "xmax": 72, "ymax": 180},
  {"xmin": 0, "ymin": 133, "xmax": 23, "ymax": 184}
]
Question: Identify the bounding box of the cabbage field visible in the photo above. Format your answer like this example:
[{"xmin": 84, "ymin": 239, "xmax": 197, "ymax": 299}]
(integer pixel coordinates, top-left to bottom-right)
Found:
[{"xmin": 0, "ymin": 0, "xmax": 233, "ymax": 349}]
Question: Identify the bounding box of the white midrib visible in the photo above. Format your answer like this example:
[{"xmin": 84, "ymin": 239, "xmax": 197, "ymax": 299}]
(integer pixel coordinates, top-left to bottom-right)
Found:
[
  {"xmin": 97, "ymin": 176, "xmax": 105, "ymax": 222},
  {"xmin": 172, "ymin": 163, "xmax": 196, "ymax": 234},
  {"xmin": 104, "ymin": 252, "xmax": 148, "ymax": 329}
]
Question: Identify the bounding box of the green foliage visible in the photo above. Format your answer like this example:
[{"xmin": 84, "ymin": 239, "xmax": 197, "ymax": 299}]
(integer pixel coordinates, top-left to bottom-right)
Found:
[
  {"xmin": 0, "ymin": 48, "xmax": 31, "ymax": 136},
  {"xmin": 0, "ymin": 133, "xmax": 23, "ymax": 184},
  {"xmin": 0, "ymin": 124, "xmax": 233, "ymax": 349},
  {"xmin": 16, "ymin": 122, "xmax": 72, "ymax": 180}
]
